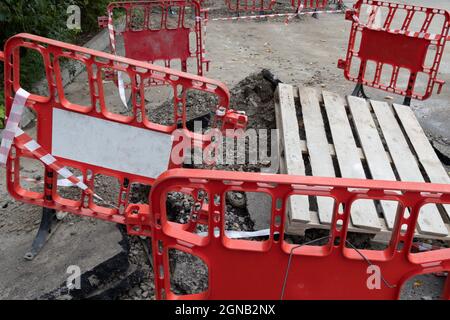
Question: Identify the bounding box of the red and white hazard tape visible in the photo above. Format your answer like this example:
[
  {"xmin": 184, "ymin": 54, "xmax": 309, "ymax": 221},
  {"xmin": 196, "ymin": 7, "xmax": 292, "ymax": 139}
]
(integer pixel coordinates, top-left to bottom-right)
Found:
[
  {"xmin": 0, "ymin": 88, "xmax": 30, "ymax": 165},
  {"xmin": 198, "ymin": 228, "xmax": 271, "ymax": 239},
  {"xmin": 107, "ymin": 11, "xmax": 128, "ymax": 109},
  {"xmin": 206, "ymin": 9, "xmax": 344, "ymax": 22}
]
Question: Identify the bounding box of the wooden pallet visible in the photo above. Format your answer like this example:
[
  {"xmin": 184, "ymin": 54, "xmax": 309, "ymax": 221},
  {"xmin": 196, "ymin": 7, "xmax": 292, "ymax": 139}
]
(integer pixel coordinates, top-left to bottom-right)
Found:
[{"xmin": 275, "ymin": 84, "xmax": 450, "ymax": 241}]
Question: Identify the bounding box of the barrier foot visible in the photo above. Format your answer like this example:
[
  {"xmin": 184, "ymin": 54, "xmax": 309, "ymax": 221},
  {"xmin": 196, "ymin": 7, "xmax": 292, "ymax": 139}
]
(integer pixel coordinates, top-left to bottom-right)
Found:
[
  {"xmin": 351, "ymin": 83, "xmax": 369, "ymax": 99},
  {"xmin": 24, "ymin": 207, "xmax": 59, "ymax": 261}
]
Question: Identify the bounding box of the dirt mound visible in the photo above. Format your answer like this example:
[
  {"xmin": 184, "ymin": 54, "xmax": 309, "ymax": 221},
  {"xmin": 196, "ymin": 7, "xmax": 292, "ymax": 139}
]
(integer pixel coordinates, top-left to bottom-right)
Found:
[
  {"xmin": 150, "ymin": 69, "xmax": 277, "ymax": 131},
  {"xmin": 230, "ymin": 69, "xmax": 278, "ymax": 130}
]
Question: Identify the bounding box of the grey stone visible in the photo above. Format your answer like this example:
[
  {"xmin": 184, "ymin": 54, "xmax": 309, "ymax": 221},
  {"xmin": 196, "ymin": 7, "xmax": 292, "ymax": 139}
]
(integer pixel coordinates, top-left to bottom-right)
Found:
[{"xmin": 246, "ymin": 192, "xmax": 272, "ymax": 230}]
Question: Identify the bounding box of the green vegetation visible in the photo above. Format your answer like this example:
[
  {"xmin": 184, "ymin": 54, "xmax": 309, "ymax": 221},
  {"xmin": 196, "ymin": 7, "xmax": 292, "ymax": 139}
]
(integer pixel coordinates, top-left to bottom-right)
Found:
[
  {"xmin": 0, "ymin": 103, "xmax": 4, "ymax": 129},
  {"xmin": 0, "ymin": 0, "xmax": 111, "ymax": 128}
]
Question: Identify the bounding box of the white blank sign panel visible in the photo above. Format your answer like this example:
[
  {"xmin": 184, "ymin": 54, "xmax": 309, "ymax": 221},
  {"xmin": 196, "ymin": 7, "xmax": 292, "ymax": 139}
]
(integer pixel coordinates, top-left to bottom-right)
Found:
[{"xmin": 52, "ymin": 108, "xmax": 173, "ymax": 178}]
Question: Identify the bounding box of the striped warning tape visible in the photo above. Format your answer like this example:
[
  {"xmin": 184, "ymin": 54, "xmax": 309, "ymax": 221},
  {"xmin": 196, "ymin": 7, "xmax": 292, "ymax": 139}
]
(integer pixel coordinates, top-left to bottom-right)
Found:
[
  {"xmin": 21, "ymin": 174, "xmax": 88, "ymax": 187},
  {"xmin": 206, "ymin": 8, "xmax": 344, "ymax": 22},
  {"xmin": 210, "ymin": 7, "xmax": 449, "ymax": 42},
  {"xmin": 14, "ymin": 127, "xmax": 92, "ymax": 193},
  {"xmin": 107, "ymin": 11, "xmax": 128, "ymax": 109},
  {"xmin": 0, "ymin": 89, "xmax": 89, "ymax": 192}
]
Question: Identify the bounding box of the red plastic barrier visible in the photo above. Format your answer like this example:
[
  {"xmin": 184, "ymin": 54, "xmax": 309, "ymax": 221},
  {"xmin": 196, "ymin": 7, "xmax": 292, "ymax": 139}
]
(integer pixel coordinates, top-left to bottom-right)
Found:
[{"xmin": 339, "ymin": 0, "xmax": 449, "ymax": 100}]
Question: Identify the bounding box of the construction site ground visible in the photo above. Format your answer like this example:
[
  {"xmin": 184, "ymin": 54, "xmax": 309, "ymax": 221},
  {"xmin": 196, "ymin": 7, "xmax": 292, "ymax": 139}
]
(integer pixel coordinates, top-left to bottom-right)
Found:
[{"xmin": 0, "ymin": 0, "xmax": 449, "ymax": 299}]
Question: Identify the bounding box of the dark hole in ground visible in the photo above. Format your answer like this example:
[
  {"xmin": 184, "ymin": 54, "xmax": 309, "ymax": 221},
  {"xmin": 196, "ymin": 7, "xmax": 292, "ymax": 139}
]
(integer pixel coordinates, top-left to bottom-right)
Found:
[{"xmin": 432, "ymin": 142, "xmax": 450, "ymax": 166}]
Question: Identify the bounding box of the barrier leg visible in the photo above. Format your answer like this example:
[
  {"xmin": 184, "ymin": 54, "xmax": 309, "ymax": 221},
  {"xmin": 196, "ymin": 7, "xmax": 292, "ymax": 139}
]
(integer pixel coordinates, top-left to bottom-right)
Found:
[{"xmin": 24, "ymin": 207, "xmax": 59, "ymax": 261}]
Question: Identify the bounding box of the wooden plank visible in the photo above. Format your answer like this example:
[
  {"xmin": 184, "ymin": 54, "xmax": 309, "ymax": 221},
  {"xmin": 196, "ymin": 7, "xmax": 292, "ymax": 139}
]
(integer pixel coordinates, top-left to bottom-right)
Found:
[
  {"xmin": 322, "ymin": 91, "xmax": 380, "ymax": 231},
  {"xmin": 298, "ymin": 139, "xmax": 392, "ymax": 162},
  {"xmin": 299, "ymin": 87, "xmax": 335, "ymax": 224},
  {"xmin": 371, "ymin": 100, "xmax": 448, "ymax": 237},
  {"xmin": 393, "ymin": 103, "xmax": 450, "ymax": 220},
  {"xmin": 275, "ymin": 84, "xmax": 310, "ymax": 223},
  {"xmin": 347, "ymin": 96, "xmax": 399, "ymax": 230}
]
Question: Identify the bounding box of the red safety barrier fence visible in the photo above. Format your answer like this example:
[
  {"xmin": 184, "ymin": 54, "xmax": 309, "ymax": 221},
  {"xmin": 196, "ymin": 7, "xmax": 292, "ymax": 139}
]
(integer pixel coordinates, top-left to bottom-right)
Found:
[
  {"xmin": 137, "ymin": 169, "xmax": 450, "ymax": 300},
  {"xmin": 338, "ymin": 0, "xmax": 449, "ymax": 101},
  {"xmin": 1, "ymin": 33, "xmax": 247, "ymax": 225},
  {"xmin": 223, "ymin": 0, "xmax": 333, "ymax": 12}
]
